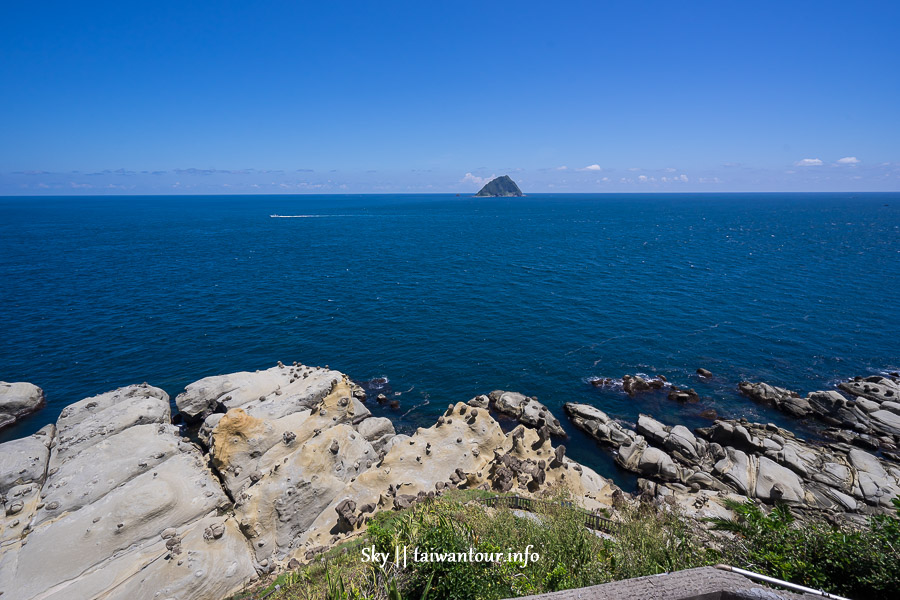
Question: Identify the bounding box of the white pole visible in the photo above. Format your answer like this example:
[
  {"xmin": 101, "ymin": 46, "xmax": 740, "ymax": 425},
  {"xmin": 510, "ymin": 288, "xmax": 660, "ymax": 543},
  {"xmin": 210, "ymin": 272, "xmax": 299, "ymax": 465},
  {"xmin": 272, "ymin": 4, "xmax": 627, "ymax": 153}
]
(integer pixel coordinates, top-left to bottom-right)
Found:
[{"xmin": 715, "ymin": 564, "xmax": 853, "ymax": 600}]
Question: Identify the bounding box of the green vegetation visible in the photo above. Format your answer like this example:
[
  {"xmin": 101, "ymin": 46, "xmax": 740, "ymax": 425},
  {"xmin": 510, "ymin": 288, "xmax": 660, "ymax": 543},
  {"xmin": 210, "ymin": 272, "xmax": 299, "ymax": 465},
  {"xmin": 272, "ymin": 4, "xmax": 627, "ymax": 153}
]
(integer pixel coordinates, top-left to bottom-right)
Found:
[
  {"xmin": 708, "ymin": 496, "xmax": 900, "ymax": 600},
  {"xmin": 239, "ymin": 491, "xmax": 900, "ymax": 600}
]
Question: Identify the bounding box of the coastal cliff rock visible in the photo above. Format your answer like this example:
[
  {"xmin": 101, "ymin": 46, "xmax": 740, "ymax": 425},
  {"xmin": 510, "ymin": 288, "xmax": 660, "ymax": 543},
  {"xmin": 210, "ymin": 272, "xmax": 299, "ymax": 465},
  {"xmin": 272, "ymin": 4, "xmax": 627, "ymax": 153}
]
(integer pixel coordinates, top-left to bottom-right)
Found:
[
  {"xmin": 200, "ymin": 371, "xmax": 616, "ymax": 567},
  {"xmin": 474, "ymin": 175, "xmax": 523, "ymax": 197},
  {"xmin": 209, "ymin": 378, "xmax": 379, "ymax": 566},
  {"xmin": 0, "ymin": 382, "xmax": 45, "ymax": 430},
  {"xmin": 0, "ymin": 384, "xmax": 257, "ymax": 600},
  {"xmin": 564, "ymin": 403, "xmax": 636, "ymax": 446},
  {"xmin": 0, "ymin": 362, "xmax": 620, "ymax": 599},
  {"xmin": 738, "ymin": 381, "xmax": 813, "ymax": 418},
  {"xmin": 564, "ymin": 402, "xmax": 900, "ymax": 515},
  {"xmin": 291, "ymin": 404, "xmax": 617, "ymax": 560},
  {"xmin": 3, "ymin": 362, "xmax": 898, "ymax": 599},
  {"xmin": 0, "ymin": 425, "xmax": 54, "ymax": 547},
  {"xmin": 176, "ymin": 363, "xmax": 343, "ymax": 423}
]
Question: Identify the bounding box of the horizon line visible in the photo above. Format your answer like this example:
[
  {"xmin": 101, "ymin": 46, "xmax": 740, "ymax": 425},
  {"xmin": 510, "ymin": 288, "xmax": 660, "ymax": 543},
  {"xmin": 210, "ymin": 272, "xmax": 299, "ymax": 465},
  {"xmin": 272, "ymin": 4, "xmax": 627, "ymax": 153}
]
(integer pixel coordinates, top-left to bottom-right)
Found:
[
  {"xmin": 0, "ymin": 189, "xmax": 900, "ymax": 199},
  {"xmin": 2, "ymin": 189, "xmax": 899, "ymax": 198}
]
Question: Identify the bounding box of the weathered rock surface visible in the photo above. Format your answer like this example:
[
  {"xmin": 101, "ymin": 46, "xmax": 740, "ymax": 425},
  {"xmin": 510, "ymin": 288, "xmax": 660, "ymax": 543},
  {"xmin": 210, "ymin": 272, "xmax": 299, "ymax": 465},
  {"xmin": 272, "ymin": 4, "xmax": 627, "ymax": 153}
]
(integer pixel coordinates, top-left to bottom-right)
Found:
[
  {"xmin": 0, "ymin": 382, "xmax": 45, "ymax": 430},
  {"xmin": 840, "ymin": 375, "xmax": 900, "ymax": 405},
  {"xmin": 739, "ymin": 381, "xmax": 813, "ymax": 418},
  {"xmin": 176, "ymin": 363, "xmax": 343, "ymax": 423},
  {"xmin": 291, "ymin": 402, "xmax": 618, "ymax": 559},
  {"xmin": 563, "ymin": 403, "xmax": 636, "ymax": 446},
  {"xmin": 181, "ymin": 365, "xmax": 615, "ymax": 573},
  {"xmin": 206, "ymin": 376, "xmax": 380, "ymax": 565},
  {"xmin": 0, "ymin": 426, "xmax": 52, "ymax": 497},
  {"xmin": 356, "ymin": 416, "xmax": 397, "ymax": 454},
  {"xmin": 467, "ymin": 394, "xmax": 490, "ymax": 409},
  {"xmin": 565, "ymin": 402, "xmax": 900, "ymax": 515},
  {"xmin": 487, "ymin": 390, "xmax": 566, "ymax": 436},
  {"xmin": 741, "ymin": 377, "xmax": 900, "ymax": 453},
  {"xmin": 0, "ymin": 362, "xmax": 671, "ymax": 598},
  {"xmin": 0, "ymin": 383, "xmax": 259, "ymax": 600}
]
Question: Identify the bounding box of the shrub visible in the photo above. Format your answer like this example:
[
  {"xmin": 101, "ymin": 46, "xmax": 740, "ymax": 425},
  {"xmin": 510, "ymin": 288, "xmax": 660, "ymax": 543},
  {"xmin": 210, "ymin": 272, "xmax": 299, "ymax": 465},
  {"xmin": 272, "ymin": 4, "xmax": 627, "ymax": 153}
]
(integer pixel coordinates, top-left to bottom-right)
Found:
[
  {"xmin": 708, "ymin": 497, "xmax": 900, "ymax": 600},
  {"xmin": 599, "ymin": 502, "xmax": 719, "ymax": 580}
]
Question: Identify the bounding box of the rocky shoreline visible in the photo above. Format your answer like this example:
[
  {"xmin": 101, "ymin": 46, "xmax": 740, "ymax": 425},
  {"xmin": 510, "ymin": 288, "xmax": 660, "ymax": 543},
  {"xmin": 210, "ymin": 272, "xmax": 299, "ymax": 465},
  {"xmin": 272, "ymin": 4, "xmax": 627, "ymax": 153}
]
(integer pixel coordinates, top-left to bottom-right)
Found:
[
  {"xmin": 0, "ymin": 364, "xmax": 615, "ymax": 600},
  {"xmin": 0, "ymin": 364, "xmax": 898, "ymax": 599},
  {"xmin": 569, "ymin": 372, "xmax": 900, "ymax": 523}
]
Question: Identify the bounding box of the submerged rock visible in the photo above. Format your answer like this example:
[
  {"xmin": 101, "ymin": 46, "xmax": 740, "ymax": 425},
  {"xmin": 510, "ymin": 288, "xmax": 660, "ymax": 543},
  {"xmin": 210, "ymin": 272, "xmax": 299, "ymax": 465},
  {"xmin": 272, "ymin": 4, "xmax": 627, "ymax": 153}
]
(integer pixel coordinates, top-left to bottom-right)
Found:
[
  {"xmin": 622, "ymin": 374, "xmax": 667, "ymax": 395},
  {"xmin": 667, "ymin": 386, "xmax": 700, "ymax": 403}
]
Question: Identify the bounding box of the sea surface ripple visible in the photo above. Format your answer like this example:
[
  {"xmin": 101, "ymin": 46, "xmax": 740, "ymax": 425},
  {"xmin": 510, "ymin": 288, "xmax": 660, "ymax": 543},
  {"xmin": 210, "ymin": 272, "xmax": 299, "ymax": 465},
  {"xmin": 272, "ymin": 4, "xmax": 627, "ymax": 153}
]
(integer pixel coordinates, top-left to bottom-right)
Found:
[{"xmin": 1, "ymin": 193, "xmax": 898, "ymax": 485}]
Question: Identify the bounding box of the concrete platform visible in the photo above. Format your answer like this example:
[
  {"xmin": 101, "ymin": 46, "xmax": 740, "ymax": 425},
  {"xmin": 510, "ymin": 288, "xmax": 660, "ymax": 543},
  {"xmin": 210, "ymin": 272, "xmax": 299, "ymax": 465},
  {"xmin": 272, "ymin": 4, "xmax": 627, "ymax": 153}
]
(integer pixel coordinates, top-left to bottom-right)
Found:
[{"xmin": 511, "ymin": 566, "xmax": 821, "ymax": 600}]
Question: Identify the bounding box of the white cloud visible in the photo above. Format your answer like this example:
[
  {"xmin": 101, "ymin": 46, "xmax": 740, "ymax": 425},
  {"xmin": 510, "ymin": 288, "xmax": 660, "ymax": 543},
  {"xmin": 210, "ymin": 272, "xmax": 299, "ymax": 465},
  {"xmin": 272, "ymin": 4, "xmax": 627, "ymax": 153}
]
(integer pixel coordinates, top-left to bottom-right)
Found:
[
  {"xmin": 663, "ymin": 167, "xmax": 677, "ymax": 173},
  {"xmin": 580, "ymin": 164, "xmax": 603, "ymax": 171},
  {"xmin": 461, "ymin": 172, "xmax": 495, "ymax": 186},
  {"xmin": 796, "ymin": 158, "xmax": 823, "ymax": 166},
  {"xmin": 677, "ymin": 174, "xmax": 688, "ymax": 182},
  {"xmin": 638, "ymin": 175, "xmax": 648, "ymax": 182},
  {"xmin": 556, "ymin": 166, "xmax": 568, "ymax": 171},
  {"xmin": 837, "ymin": 156, "xmax": 859, "ymax": 164}
]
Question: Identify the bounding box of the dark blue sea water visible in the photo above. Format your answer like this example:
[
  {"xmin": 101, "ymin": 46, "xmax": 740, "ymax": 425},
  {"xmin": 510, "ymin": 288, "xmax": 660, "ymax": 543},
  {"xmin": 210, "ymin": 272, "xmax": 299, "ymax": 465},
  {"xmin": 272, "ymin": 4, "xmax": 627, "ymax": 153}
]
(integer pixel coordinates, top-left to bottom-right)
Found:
[{"xmin": 2, "ymin": 193, "xmax": 898, "ymax": 486}]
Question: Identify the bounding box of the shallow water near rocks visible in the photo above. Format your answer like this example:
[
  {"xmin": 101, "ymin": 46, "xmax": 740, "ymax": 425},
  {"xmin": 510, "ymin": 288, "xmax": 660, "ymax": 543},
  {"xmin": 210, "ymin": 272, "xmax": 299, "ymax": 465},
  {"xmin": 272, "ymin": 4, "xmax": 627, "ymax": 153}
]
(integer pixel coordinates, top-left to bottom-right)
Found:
[{"xmin": 2, "ymin": 193, "xmax": 898, "ymax": 487}]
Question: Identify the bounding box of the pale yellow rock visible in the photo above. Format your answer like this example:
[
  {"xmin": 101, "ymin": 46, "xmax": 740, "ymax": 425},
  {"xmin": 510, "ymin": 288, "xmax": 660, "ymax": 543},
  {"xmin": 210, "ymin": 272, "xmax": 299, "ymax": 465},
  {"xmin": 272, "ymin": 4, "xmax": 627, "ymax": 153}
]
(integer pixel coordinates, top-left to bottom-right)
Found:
[{"xmin": 287, "ymin": 403, "xmax": 620, "ymax": 562}]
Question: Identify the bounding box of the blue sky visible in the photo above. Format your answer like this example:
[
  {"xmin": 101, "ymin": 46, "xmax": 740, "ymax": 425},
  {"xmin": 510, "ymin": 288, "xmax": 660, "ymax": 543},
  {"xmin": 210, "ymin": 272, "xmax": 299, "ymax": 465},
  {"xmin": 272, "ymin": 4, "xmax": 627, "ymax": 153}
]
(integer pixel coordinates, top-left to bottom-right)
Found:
[{"xmin": 2, "ymin": 1, "xmax": 898, "ymax": 194}]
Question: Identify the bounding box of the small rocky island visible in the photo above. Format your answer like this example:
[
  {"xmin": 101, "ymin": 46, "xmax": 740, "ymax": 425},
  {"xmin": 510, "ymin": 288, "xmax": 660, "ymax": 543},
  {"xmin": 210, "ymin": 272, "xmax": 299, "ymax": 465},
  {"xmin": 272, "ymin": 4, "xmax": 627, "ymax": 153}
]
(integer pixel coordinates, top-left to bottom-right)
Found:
[{"xmin": 474, "ymin": 175, "xmax": 523, "ymax": 197}]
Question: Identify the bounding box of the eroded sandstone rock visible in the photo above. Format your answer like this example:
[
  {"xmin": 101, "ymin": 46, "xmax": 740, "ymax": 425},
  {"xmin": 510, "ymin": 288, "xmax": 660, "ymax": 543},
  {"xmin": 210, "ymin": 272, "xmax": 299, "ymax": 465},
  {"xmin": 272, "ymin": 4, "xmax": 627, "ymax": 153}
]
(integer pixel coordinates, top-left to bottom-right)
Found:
[
  {"xmin": 289, "ymin": 402, "xmax": 617, "ymax": 562},
  {"xmin": 0, "ymin": 384, "xmax": 257, "ymax": 600},
  {"xmin": 176, "ymin": 363, "xmax": 343, "ymax": 423}
]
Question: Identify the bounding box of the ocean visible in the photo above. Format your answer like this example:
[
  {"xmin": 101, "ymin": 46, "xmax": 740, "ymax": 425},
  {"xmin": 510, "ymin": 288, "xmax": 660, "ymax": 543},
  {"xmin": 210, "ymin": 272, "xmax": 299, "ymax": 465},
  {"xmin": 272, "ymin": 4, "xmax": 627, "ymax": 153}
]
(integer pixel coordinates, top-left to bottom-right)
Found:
[{"xmin": 1, "ymin": 193, "xmax": 898, "ymax": 487}]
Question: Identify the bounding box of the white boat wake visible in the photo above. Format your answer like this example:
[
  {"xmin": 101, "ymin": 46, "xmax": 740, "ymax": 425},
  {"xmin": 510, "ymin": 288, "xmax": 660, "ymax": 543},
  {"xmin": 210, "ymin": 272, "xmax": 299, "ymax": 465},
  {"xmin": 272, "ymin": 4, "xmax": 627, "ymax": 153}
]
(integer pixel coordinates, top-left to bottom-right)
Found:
[{"xmin": 270, "ymin": 214, "xmax": 370, "ymax": 218}]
